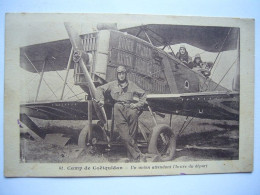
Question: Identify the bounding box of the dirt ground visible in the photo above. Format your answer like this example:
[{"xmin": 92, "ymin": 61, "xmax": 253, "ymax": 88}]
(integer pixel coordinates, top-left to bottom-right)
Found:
[{"xmin": 20, "ymin": 113, "xmax": 239, "ymax": 163}]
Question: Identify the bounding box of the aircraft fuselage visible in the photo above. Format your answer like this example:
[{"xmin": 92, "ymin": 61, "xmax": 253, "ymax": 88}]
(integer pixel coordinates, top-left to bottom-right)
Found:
[{"xmin": 75, "ymin": 30, "xmax": 227, "ymax": 94}]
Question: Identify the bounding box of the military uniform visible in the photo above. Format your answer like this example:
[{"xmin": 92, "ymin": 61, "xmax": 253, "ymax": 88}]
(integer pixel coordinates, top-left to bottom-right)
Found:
[
  {"xmin": 176, "ymin": 46, "xmax": 193, "ymax": 69},
  {"xmin": 96, "ymin": 80, "xmax": 146, "ymax": 160},
  {"xmin": 193, "ymin": 54, "xmax": 203, "ymax": 68}
]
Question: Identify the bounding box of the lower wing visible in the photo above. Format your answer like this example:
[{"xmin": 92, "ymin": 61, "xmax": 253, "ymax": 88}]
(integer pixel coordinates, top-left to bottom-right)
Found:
[
  {"xmin": 20, "ymin": 100, "xmax": 112, "ymax": 120},
  {"xmin": 146, "ymin": 91, "xmax": 239, "ymax": 121}
]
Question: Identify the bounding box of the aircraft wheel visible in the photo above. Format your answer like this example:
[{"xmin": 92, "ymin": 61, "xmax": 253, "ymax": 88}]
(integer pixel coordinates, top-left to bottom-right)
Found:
[
  {"xmin": 148, "ymin": 124, "xmax": 176, "ymax": 161},
  {"xmin": 78, "ymin": 126, "xmax": 88, "ymax": 148},
  {"xmin": 78, "ymin": 124, "xmax": 104, "ymax": 148}
]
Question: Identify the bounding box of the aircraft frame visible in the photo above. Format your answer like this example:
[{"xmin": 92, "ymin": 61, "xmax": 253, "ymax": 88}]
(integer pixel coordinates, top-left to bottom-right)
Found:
[{"xmin": 19, "ymin": 22, "xmax": 240, "ymax": 161}]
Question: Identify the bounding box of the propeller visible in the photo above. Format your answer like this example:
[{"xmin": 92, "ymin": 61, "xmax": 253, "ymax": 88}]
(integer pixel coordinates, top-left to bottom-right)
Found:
[{"xmin": 64, "ymin": 22, "xmax": 107, "ymax": 125}]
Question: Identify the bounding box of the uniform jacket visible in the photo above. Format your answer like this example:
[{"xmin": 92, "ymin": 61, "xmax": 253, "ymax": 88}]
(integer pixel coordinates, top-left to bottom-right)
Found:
[
  {"xmin": 176, "ymin": 51, "xmax": 192, "ymax": 64},
  {"xmin": 96, "ymin": 80, "xmax": 147, "ymax": 108},
  {"xmin": 193, "ymin": 58, "xmax": 203, "ymax": 68}
]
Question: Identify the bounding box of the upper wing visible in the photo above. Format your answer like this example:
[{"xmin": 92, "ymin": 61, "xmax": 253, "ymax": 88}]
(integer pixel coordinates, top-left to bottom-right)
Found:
[
  {"xmin": 146, "ymin": 91, "xmax": 239, "ymax": 121},
  {"xmin": 20, "ymin": 24, "xmax": 239, "ymax": 73},
  {"xmin": 20, "ymin": 39, "xmax": 72, "ymax": 73},
  {"xmin": 120, "ymin": 24, "xmax": 239, "ymax": 52}
]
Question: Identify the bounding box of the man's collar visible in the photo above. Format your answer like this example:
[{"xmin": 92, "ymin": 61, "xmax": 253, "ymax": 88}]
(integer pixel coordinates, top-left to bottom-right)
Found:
[{"xmin": 117, "ymin": 80, "xmax": 129, "ymax": 89}]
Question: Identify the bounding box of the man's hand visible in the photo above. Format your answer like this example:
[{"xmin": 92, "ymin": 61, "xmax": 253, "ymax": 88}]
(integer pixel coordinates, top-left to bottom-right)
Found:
[
  {"xmin": 95, "ymin": 100, "xmax": 104, "ymax": 107},
  {"xmin": 129, "ymin": 103, "xmax": 138, "ymax": 109}
]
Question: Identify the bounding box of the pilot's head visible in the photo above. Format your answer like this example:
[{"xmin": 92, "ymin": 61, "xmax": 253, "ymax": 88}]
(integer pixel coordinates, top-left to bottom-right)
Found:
[
  {"xmin": 179, "ymin": 45, "xmax": 186, "ymax": 55},
  {"xmin": 194, "ymin": 54, "xmax": 202, "ymax": 64},
  {"xmin": 116, "ymin": 66, "xmax": 127, "ymax": 83}
]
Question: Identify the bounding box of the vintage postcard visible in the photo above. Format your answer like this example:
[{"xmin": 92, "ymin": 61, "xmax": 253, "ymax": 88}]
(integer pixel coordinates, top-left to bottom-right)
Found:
[{"xmin": 4, "ymin": 13, "xmax": 254, "ymax": 177}]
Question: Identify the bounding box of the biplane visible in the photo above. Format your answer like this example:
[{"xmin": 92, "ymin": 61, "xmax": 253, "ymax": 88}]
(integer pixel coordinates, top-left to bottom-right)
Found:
[{"xmin": 19, "ymin": 22, "xmax": 240, "ymax": 161}]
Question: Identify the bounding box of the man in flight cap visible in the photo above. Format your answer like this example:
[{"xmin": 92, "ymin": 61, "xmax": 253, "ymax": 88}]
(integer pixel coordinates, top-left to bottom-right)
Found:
[
  {"xmin": 96, "ymin": 66, "xmax": 147, "ymax": 162},
  {"xmin": 176, "ymin": 45, "xmax": 193, "ymax": 68}
]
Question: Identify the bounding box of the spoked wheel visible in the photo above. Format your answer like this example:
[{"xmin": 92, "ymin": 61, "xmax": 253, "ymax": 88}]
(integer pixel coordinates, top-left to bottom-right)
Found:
[{"xmin": 148, "ymin": 124, "xmax": 177, "ymax": 161}]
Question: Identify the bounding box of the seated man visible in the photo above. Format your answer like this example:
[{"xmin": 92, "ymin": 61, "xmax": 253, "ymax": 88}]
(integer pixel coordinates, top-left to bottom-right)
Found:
[
  {"xmin": 193, "ymin": 54, "xmax": 203, "ymax": 68},
  {"xmin": 176, "ymin": 45, "xmax": 192, "ymax": 68},
  {"xmin": 193, "ymin": 54, "xmax": 212, "ymax": 77},
  {"xmin": 96, "ymin": 66, "xmax": 147, "ymax": 162}
]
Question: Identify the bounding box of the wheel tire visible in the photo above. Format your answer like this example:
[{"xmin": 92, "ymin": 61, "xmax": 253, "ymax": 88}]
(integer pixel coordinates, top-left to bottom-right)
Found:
[
  {"xmin": 78, "ymin": 126, "xmax": 89, "ymax": 148},
  {"xmin": 148, "ymin": 124, "xmax": 177, "ymax": 161},
  {"xmin": 78, "ymin": 125, "xmax": 104, "ymax": 148}
]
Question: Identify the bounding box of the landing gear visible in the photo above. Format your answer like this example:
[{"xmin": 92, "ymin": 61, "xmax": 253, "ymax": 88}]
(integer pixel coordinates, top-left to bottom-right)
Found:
[
  {"xmin": 78, "ymin": 124, "xmax": 105, "ymax": 147},
  {"xmin": 148, "ymin": 124, "xmax": 177, "ymax": 161}
]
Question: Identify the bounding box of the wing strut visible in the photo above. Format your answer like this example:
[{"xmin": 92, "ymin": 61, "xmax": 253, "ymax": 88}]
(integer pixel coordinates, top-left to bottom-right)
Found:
[
  {"xmin": 213, "ymin": 57, "xmax": 238, "ymax": 90},
  {"xmin": 144, "ymin": 30, "xmax": 153, "ymax": 45},
  {"xmin": 60, "ymin": 47, "xmax": 73, "ymax": 100},
  {"xmin": 167, "ymin": 44, "xmax": 175, "ymax": 56},
  {"xmin": 210, "ymin": 28, "xmax": 232, "ymax": 75},
  {"xmin": 158, "ymin": 53, "xmax": 178, "ymax": 93},
  {"xmin": 35, "ymin": 60, "xmax": 46, "ymax": 101},
  {"xmin": 135, "ymin": 28, "xmax": 142, "ymax": 37},
  {"xmin": 232, "ymin": 30, "xmax": 240, "ymax": 91},
  {"xmin": 201, "ymin": 28, "xmax": 233, "ymax": 91},
  {"xmin": 136, "ymin": 25, "xmax": 165, "ymax": 46},
  {"xmin": 24, "ymin": 53, "xmax": 58, "ymax": 100},
  {"xmin": 135, "ymin": 25, "xmax": 176, "ymax": 56},
  {"xmin": 143, "ymin": 25, "xmax": 175, "ymax": 55}
]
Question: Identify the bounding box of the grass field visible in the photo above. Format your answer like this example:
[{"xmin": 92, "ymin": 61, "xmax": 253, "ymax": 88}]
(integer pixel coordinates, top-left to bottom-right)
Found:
[{"xmin": 20, "ymin": 112, "xmax": 239, "ymax": 163}]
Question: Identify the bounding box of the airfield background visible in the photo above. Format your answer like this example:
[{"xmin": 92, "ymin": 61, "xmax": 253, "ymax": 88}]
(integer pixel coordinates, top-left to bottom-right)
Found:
[{"xmin": 0, "ymin": 0, "xmax": 259, "ymax": 195}]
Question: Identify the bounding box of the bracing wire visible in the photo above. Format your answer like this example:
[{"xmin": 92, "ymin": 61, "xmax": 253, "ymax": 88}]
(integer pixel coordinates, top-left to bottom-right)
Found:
[
  {"xmin": 209, "ymin": 52, "xmax": 223, "ymax": 80},
  {"xmin": 214, "ymin": 56, "xmax": 238, "ymax": 90},
  {"xmin": 48, "ymin": 59, "xmax": 80, "ymax": 100},
  {"xmin": 178, "ymin": 117, "xmax": 195, "ymax": 136},
  {"xmin": 25, "ymin": 74, "xmax": 38, "ymax": 87},
  {"xmin": 201, "ymin": 28, "xmax": 232, "ymax": 91},
  {"xmin": 66, "ymin": 91, "xmax": 86, "ymax": 100},
  {"xmin": 24, "ymin": 53, "xmax": 58, "ymax": 99}
]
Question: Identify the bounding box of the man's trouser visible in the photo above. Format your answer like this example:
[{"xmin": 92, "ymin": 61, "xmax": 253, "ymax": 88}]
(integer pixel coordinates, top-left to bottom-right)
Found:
[{"xmin": 114, "ymin": 102, "xmax": 141, "ymax": 159}]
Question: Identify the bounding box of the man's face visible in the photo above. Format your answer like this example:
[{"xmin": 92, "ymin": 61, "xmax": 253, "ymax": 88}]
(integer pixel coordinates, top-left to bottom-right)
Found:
[
  {"xmin": 180, "ymin": 47, "xmax": 185, "ymax": 54},
  {"xmin": 195, "ymin": 58, "xmax": 201, "ymax": 64},
  {"xmin": 117, "ymin": 72, "xmax": 126, "ymax": 82}
]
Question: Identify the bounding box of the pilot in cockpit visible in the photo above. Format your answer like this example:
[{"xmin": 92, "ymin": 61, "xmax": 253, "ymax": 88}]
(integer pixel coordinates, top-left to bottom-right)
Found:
[
  {"xmin": 193, "ymin": 54, "xmax": 203, "ymax": 68},
  {"xmin": 176, "ymin": 45, "xmax": 193, "ymax": 68},
  {"xmin": 192, "ymin": 53, "xmax": 212, "ymax": 77}
]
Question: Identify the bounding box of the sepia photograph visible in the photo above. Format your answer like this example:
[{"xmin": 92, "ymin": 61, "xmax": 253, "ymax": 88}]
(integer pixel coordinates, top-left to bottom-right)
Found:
[{"xmin": 4, "ymin": 13, "xmax": 254, "ymax": 177}]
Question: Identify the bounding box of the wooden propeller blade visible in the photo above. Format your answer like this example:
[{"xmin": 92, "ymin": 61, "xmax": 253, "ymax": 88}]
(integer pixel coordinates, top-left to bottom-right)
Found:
[{"xmin": 64, "ymin": 22, "xmax": 107, "ymax": 124}]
